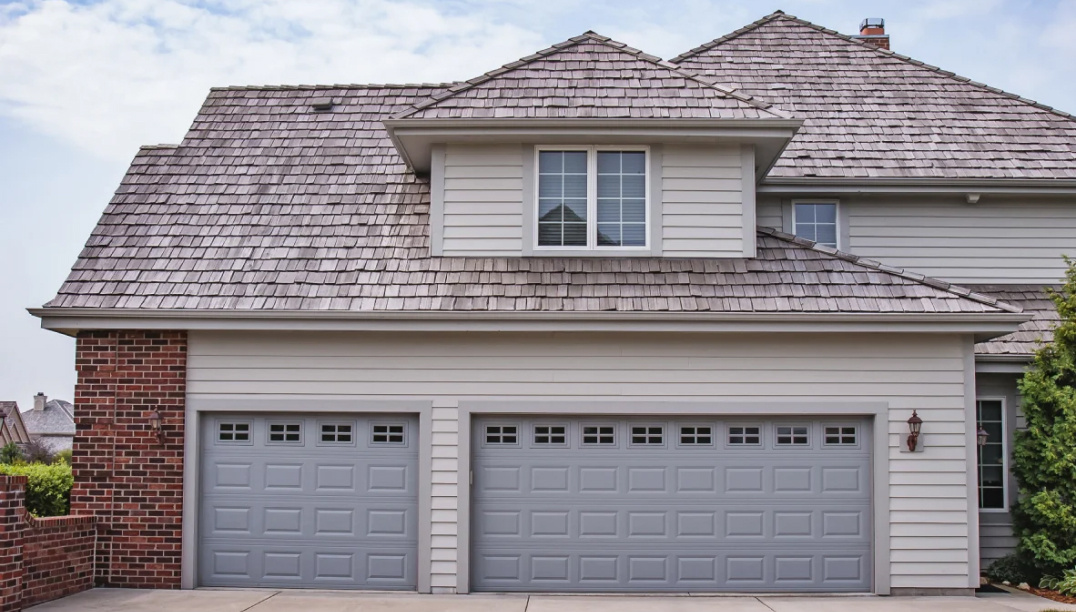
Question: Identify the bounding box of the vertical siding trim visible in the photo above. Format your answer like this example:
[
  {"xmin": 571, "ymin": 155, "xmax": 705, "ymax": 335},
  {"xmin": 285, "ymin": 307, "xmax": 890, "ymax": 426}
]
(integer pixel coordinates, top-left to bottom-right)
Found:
[
  {"xmin": 873, "ymin": 412, "xmax": 891, "ymax": 595},
  {"xmin": 430, "ymin": 144, "xmax": 445, "ymax": 257},
  {"xmin": 456, "ymin": 408, "xmax": 472, "ymax": 594},
  {"xmin": 418, "ymin": 407, "xmax": 434, "ymax": 593},
  {"xmin": 521, "ymin": 146, "xmax": 535, "ymax": 256},
  {"xmin": 741, "ymin": 145, "xmax": 756, "ymax": 258},
  {"xmin": 964, "ymin": 336, "xmax": 981, "ymax": 585},
  {"xmin": 649, "ymin": 145, "xmax": 663, "ymax": 255},
  {"xmin": 181, "ymin": 406, "xmax": 200, "ymax": 589}
]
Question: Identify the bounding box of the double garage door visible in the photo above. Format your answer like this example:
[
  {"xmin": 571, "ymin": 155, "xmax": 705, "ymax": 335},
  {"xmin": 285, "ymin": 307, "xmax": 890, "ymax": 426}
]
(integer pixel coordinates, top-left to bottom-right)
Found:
[
  {"xmin": 472, "ymin": 417, "xmax": 872, "ymax": 592},
  {"xmin": 198, "ymin": 413, "xmax": 870, "ymax": 593},
  {"xmin": 199, "ymin": 414, "xmax": 419, "ymax": 589}
]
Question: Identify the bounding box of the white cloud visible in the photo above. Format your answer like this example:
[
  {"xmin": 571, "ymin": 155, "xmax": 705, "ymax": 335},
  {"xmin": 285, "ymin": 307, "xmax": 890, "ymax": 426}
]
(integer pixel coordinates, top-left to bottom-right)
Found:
[{"xmin": 0, "ymin": 0, "xmax": 545, "ymax": 161}]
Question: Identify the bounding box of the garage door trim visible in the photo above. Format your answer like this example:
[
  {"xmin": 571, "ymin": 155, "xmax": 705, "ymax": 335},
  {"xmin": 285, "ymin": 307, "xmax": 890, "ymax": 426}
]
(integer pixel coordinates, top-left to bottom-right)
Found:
[
  {"xmin": 180, "ymin": 398, "xmax": 435, "ymax": 591},
  {"xmin": 456, "ymin": 400, "xmax": 890, "ymax": 595}
]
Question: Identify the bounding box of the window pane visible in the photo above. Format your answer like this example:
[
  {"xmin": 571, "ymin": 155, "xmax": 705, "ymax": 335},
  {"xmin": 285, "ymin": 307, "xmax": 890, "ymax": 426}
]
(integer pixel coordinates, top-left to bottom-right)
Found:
[
  {"xmin": 622, "ymin": 224, "xmax": 646, "ymax": 246},
  {"xmin": 538, "ymin": 199, "xmax": 560, "ymax": 220},
  {"xmin": 563, "ymin": 174, "xmax": 587, "ymax": 199},
  {"xmin": 622, "ymin": 175, "xmax": 645, "ymax": 198},
  {"xmin": 563, "ymin": 198, "xmax": 587, "ymax": 222},
  {"xmin": 795, "ymin": 203, "xmax": 815, "ymax": 223},
  {"xmin": 597, "ymin": 223, "xmax": 620, "ymax": 246},
  {"xmin": 538, "ymin": 174, "xmax": 562, "ymax": 198},
  {"xmin": 815, "ymin": 224, "xmax": 837, "ymax": 247},
  {"xmin": 597, "ymin": 151, "xmax": 620, "ymax": 173},
  {"xmin": 538, "ymin": 223, "xmax": 562, "ymax": 245},
  {"xmin": 982, "ymin": 487, "xmax": 1004, "ymax": 509},
  {"xmin": 597, "ymin": 199, "xmax": 620, "ymax": 222},
  {"xmin": 980, "ymin": 465, "xmax": 1004, "ymax": 486},
  {"xmin": 797, "ymin": 224, "xmax": 817, "ymax": 242},
  {"xmin": 597, "ymin": 176, "xmax": 620, "ymax": 198},
  {"xmin": 984, "ymin": 422, "xmax": 1003, "ymax": 442},
  {"xmin": 563, "ymin": 151, "xmax": 587, "ymax": 173},
  {"xmin": 978, "ymin": 401, "xmax": 1003, "ymax": 422},
  {"xmin": 815, "ymin": 203, "xmax": 837, "ymax": 224},
  {"xmin": 981, "ymin": 444, "xmax": 1002, "ymax": 466},
  {"xmin": 621, "ymin": 152, "xmax": 645, "ymax": 174},
  {"xmin": 539, "ymin": 151, "xmax": 562, "ymax": 173},
  {"xmin": 622, "ymin": 199, "xmax": 646, "ymax": 222},
  {"xmin": 563, "ymin": 223, "xmax": 587, "ymax": 246}
]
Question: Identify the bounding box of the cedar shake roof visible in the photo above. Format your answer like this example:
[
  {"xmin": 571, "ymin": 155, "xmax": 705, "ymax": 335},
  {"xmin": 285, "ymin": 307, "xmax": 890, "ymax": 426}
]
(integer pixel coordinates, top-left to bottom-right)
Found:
[
  {"xmin": 672, "ymin": 11, "xmax": 1076, "ymax": 180},
  {"xmin": 393, "ymin": 32, "xmax": 787, "ymax": 121},
  {"xmin": 970, "ymin": 286, "xmax": 1060, "ymax": 357},
  {"xmin": 0, "ymin": 401, "xmax": 31, "ymax": 445},
  {"xmin": 20, "ymin": 400, "xmax": 75, "ymax": 437},
  {"xmin": 43, "ymin": 86, "xmax": 1017, "ymax": 315}
]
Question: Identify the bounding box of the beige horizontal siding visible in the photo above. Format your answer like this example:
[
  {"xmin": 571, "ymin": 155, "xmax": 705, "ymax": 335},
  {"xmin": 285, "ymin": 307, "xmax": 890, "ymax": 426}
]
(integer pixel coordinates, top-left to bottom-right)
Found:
[
  {"xmin": 188, "ymin": 330, "xmax": 974, "ymax": 590},
  {"xmin": 661, "ymin": 144, "xmax": 744, "ymax": 257},
  {"xmin": 440, "ymin": 144, "xmax": 524, "ymax": 256},
  {"xmin": 848, "ymin": 199, "xmax": 1076, "ymax": 283}
]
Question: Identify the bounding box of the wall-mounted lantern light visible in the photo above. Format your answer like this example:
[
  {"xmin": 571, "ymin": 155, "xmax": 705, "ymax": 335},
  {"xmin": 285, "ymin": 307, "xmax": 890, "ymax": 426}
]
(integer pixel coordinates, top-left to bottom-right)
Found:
[
  {"xmin": 906, "ymin": 410, "xmax": 923, "ymax": 452},
  {"xmin": 149, "ymin": 409, "xmax": 164, "ymax": 444},
  {"xmin": 977, "ymin": 426, "xmax": 989, "ymax": 448}
]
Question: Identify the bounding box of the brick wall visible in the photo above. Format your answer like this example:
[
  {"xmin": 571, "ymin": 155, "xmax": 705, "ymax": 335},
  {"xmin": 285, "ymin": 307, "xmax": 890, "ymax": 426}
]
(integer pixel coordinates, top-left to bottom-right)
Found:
[
  {"xmin": 0, "ymin": 475, "xmax": 96, "ymax": 612},
  {"xmin": 71, "ymin": 331, "xmax": 187, "ymax": 588}
]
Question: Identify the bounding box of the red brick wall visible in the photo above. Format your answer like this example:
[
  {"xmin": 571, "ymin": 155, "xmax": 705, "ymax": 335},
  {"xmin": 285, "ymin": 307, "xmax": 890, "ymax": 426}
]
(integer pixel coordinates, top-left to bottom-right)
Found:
[
  {"xmin": 71, "ymin": 331, "xmax": 187, "ymax": 588},
  {"xmin": 21, "ymin": 516, "xmax": 96, "ymax": 607},
  {"xmin": 0, "ymin": 475, "xmax": 96, "ymax": 612}
]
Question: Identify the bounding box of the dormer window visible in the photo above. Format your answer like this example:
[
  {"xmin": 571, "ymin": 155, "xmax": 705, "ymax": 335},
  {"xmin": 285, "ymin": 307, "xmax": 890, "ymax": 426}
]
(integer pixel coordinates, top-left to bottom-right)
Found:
[
  {"xmin": 536, "ymin": 146, "xmax": 648, "ymax": 249},
  {"xmin": 792, "ymin": 201, "xmax": 839, "ymax": 248}
]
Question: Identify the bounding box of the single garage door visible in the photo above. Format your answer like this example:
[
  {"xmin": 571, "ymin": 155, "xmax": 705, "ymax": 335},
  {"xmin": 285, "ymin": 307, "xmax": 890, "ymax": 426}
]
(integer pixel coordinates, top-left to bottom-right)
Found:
[
  {"xmin": 200, "ymin": 413, "xmax": 418, "ymax": 589},
  {"xmin": 472, "ymin": 416, "xmax": 871, "ymax": 592}
]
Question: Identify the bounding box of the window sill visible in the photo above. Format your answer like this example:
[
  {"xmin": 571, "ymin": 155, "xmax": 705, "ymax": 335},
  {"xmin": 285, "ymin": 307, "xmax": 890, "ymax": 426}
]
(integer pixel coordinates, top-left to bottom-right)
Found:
[{"xmin": 526, "ymin": 247, "xmax": 657, "ymax": 257}]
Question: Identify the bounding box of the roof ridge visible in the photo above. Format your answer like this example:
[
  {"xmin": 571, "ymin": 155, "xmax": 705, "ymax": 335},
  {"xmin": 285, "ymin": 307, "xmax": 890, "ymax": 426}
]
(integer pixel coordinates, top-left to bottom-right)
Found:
[
  {"xmin": 391, "ymin": 30, "xmax": 789, "ymax": 120},
  {"xmin": 210, "ymin": 82, "xmax": 459, "ymax": 92},
  {"xmin": 757, "ymin": 227, "xmax": 1024, "ymax": 314},
  {"xmin": 672, "ymin": 12, "xmax": 1076, "ymax": 122}
]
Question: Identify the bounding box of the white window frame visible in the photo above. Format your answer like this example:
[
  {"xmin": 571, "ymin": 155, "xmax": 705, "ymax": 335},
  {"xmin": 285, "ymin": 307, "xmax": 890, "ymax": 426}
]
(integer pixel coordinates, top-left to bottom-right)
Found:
[
  {"xmin": 791, "ymin": 199, "xmax": 841, "ymax": 249},
  {"xmin": 976, "ymin": 397, "xmax": 1009, "ymax": 512},
  {"xmin": 534, "ymin": 145, "xmax": 650, "ymax": 252}
]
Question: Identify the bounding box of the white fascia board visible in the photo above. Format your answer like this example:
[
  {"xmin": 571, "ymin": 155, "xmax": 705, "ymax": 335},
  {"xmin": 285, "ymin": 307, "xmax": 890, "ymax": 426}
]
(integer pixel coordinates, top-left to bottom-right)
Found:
[
  {"xmin": 31, "ymin": 308, "xmax": 1029, "ymax": 339},
  {"xmin": 759, "ymin": 177, "xmax": 1076, "ymax": 195}
]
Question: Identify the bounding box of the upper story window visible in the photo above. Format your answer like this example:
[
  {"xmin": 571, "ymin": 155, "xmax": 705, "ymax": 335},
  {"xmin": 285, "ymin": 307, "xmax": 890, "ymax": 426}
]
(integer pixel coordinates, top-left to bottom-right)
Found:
[
  {"xmin": 537, "ymin": 147, "xmax": 647, "ymax": 249},
  {"xmin": 793, "ymin": 201, "xmax": 838, "ymax": 248}
]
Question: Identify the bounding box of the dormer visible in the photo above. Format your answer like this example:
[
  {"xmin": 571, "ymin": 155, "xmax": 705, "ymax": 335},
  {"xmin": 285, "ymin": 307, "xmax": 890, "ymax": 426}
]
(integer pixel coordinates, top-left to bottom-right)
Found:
[{"xmin": 384, "ymin": 32, "xmax": 801, "ymax": 258}]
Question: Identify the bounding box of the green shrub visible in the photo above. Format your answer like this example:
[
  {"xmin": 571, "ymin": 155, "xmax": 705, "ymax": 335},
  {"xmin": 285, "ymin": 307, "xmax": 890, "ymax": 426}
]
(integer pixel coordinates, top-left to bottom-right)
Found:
[
  {"xmin": 0, "ymin": 441, "xmax": 22, "ymax": 464},
  {"xmin": 987, "ymin": 552, "xmax": 1042, "ymax": 585},
  {"xmin": 54, "ymin": 449, "xmax": 72, "ymax": 465},
  {"xmin": 1041, "ymin": 566, "xmax": 1076, "ymax": 595},
  {"xmin": 0, "ymin": 462, "xmax": 73, "ymax": 516},
  {"xmin": 1012, "ymin": 257, "xmax": 1076, "ymax": 576}
]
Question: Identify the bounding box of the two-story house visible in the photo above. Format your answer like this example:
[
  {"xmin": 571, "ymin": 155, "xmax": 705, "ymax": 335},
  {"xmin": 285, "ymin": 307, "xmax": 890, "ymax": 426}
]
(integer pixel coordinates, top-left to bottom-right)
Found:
[{"xmin": 31, "ymin": 11, "xmax": 1076, "ymax": 596}]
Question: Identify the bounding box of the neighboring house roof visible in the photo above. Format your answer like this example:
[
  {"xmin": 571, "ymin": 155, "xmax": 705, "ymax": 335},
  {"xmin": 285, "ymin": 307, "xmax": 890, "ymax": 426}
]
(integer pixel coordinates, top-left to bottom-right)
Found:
[
  {"xmin": 671, "ymin": 11, "xmax": 1076, "ymax": 180},
  {"xmin": 21, "ymin": 399, "xmax": 75, "ymax": 437},
  {"xmin": 41, "ymin": 85, "xmax": 1018, "ymax": 315},
  {"xmin": 970, "ymin": 286, "xmax": 1060, "ymax": 358},
  {"xmin": 0, "ymin": 401, "xmax": 31, "ymax": 445},
  {"xmin": 393, "ymin": 31, "xmax": 787, "ymax": 120}
]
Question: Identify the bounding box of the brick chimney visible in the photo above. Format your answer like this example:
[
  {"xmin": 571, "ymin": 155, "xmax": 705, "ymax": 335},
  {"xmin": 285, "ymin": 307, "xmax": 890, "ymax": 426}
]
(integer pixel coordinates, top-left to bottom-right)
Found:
[
  {"xmin": 33, "ymin": 392, "xmax": 46, "ymax": 412},
  {"xmin": 853, "ymin": 18, "xmax": 890, "ymax": 50}
]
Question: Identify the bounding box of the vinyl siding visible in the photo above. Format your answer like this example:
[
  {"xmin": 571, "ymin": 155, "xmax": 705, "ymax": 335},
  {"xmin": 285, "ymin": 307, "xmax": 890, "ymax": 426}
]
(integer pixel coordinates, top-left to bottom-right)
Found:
[
  {"xmin": 757, "ymin": 195, "xmax": 783, "ymax": 229},
  {"xmin": 440, "ymin": 144, "xmax": 524, "ymax": 256},
  {"xmin": 661, "ymin": 145, "xmax": 745, "ymax": 257},
  {"xmin": 976, "ymin": 372, "xmax": 1023, "ymax": 569},
  {"xmin": 847, "ymin": 199, "xmax": 1076, "ymax": 284},
  {"xmin": 187, "ymin": 330, "xmax": 975, "ymax": 591}
]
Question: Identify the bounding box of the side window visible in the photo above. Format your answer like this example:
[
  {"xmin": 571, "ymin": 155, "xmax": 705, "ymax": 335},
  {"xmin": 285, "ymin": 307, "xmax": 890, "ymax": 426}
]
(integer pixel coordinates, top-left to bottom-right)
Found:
[
  {"xmin": 630, "ymin": 425, "xmax": 663, "ymax": 446},
  {"xmin": 977, "ymin": 399, "xmax": 1006, "ymax": 509},
  {"xmin": 679, "ymin": 425, "xmax": 713, "ymax": 445},
  {"xmin": 728, "ymin": 425, "xmax": 761, "ymax": 446},
  {"xmin": 823, "ymin": 425, "xmax": 858, "ymax": 446},
  {"xmin": 267, "ymin": 422, "xmax": 303, "ymax": 445},
  {"xmin": 217, "ymin": 421, "xmax": 252, "ymax": 444},
  {"xmin": 371, "ymin": 423, "xmax": 406, "ymax": 445},
  {"xmin": 319, "ymin": 422, "xmax": 354, "ymax": 445},
  {"xmin": 793, "ymin": 202, "xmax": 838, "ymax": 248}
]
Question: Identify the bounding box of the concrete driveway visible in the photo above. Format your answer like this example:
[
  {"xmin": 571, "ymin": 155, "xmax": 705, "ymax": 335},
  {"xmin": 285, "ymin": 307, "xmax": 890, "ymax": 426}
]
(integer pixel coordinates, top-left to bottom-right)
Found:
[{"xmin": 25, "ymin": 588, "xmax": 1076, "ymax": 612}]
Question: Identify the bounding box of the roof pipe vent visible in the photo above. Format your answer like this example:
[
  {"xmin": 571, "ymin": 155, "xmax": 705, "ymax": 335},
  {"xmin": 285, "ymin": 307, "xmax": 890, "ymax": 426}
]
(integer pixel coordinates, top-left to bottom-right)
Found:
[{"xmin": 311, "ymin": 98, "xmax": 335, "ymax": 112}]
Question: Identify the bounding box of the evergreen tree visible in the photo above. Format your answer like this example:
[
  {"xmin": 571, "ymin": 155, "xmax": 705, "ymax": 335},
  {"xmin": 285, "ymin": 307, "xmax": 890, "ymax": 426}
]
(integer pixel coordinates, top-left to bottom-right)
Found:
[{"xmin": 1013, "ymin": 257, "xmax": 1076, "ymax": 574}]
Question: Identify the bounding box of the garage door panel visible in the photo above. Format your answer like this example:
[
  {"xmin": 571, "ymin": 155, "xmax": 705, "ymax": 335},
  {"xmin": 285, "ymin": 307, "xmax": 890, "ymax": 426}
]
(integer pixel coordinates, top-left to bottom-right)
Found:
[
  {"xmin": 200, "ymin": 414, "xmax": 418, "ymax": 589},
  {"xmin": 472, "ymin": 417, "xmax": 871, "ymax": 592}
]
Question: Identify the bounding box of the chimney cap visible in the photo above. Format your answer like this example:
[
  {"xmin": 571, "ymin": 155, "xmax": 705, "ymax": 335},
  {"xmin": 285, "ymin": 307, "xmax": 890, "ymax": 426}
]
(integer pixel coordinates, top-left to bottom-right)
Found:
[{"xmin": 860, "ymin": 18, "xmax": 884, "ymax": 29}]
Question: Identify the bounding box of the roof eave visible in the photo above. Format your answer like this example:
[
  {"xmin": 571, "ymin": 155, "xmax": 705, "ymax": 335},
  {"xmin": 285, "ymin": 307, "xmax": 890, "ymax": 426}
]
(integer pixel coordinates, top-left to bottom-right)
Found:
[
  {"xmin": 31, "ymin": 307, "xmax": 1030, "ymax": 341},
  {"xmin": 759, "ymin": 177, "xmax": 1076, "ymax": 195}
]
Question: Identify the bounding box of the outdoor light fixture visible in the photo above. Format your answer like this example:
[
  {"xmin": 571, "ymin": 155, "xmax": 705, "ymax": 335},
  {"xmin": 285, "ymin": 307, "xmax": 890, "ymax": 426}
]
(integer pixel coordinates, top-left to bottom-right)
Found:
[
  {"xmin": 977, "ymin": 426, "xmax": 990, "ymax": 448},
  {"xmin": 149, "ymin": 409, "xmax": 164, "ymax": 443},
  {"xmin": 906, "ymin": 410, "xmax": 923, "ymax": 452}
]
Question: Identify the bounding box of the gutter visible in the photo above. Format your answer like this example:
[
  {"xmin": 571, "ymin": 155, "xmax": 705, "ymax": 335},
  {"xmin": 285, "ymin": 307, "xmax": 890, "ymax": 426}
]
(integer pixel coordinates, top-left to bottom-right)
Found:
[{"xmin": 759, "ymin": 177, "xmax": 1076, "ymax": 195}]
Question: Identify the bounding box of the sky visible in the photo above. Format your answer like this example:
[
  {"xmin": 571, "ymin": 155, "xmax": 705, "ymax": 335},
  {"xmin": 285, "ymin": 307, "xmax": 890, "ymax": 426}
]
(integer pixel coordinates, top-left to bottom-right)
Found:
[{"xmin": 1, "ymin": 0, "xmax": 1075, "ymax": 410}]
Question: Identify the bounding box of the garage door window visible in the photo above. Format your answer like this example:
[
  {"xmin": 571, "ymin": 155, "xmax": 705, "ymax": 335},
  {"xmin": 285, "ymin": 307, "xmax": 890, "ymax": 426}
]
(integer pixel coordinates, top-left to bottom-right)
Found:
[
  {"xmin": 533, "ymin": 425, "xmax": 567, "ymax": 445},
  {"xmin": 581, "ymin": 425, "xmax": 615, "ymax": 446},
  {"xmin": 823, "ymin": 425, "xmax": 858, "ymax": 446},
  {"xmin": 728, "ymin": 425, "xmax": 761, "ymax": 446},
  {"xmin": 217, "ymin": 421, "xmax": 252, "ymax": 444},
  {"xmin": 485, "ymin": 425, "xmax": 518, "ymax": 445},
  {"xmin": 630, "ymin": 425, "xmax": 663, "ymax": 446},
  {"xmin": 267, "ymin": 422, "xmax": 303, "ymax": 444},
  {"xmin": 372, "ymin": 423, "xmax": 407, "ymax": 445},
  {"xmin": 319, "ymin": 422, "xmax": 354, "ymax": 445},
  {"xmin": 776, "ymin": 425, "xmax": 810, "ymax": 446},
  {"xmin": 679, "ymin": 425, "xmax": 713, "ymax": 446}
]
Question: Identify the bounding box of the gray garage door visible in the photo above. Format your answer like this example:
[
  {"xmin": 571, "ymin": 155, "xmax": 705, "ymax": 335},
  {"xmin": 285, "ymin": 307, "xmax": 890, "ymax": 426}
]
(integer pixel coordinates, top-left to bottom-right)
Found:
[
  {"xmin": 200, "ymin": 413, "xmax": 418, "ymax": 589},
  {"xmin": 472, "ymin": 417, "xmax": 871, "ymax": 592}
]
